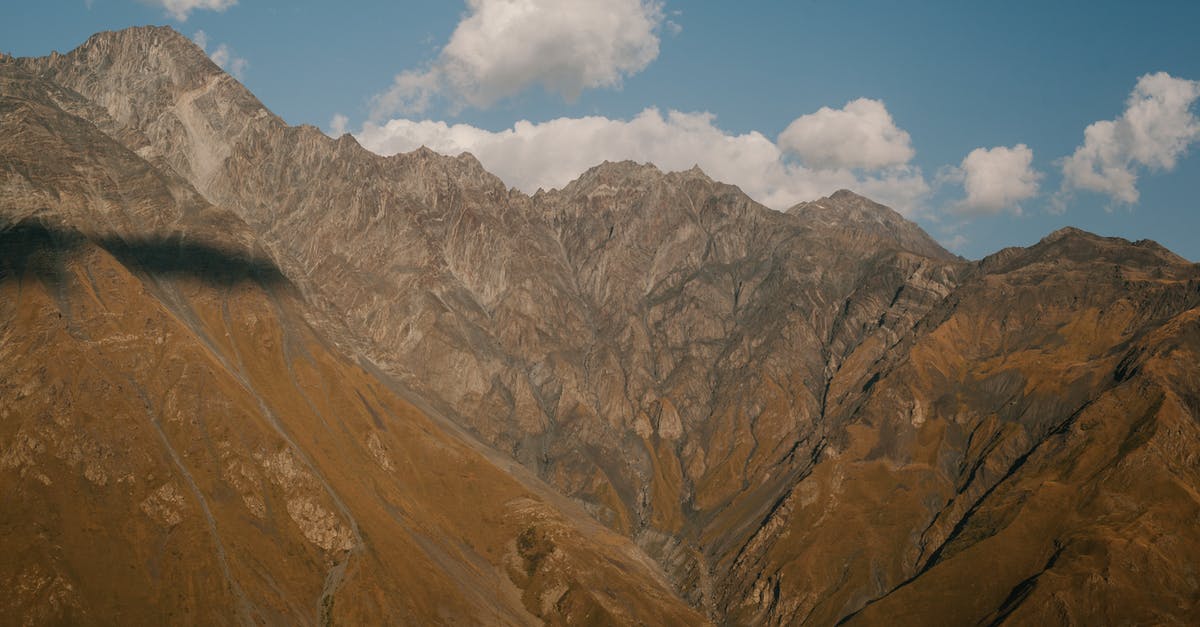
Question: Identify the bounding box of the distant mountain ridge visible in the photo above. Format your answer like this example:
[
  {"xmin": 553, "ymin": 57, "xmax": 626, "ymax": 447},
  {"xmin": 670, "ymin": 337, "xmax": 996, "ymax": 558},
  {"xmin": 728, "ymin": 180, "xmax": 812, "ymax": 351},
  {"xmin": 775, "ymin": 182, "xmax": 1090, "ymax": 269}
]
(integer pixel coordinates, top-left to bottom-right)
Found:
[{"xmin": 4, "ymin": 25, "xmax": 1200, "ymax": 626}]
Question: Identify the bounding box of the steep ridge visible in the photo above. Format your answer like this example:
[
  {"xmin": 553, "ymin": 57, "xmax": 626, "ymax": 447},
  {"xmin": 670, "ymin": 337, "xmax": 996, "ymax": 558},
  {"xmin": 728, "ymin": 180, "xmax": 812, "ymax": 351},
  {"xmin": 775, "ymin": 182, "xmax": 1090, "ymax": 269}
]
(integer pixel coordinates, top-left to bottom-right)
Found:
[
  {"xmin": 787, "ymin": 189, "xmax": 954, "ymax": 260},
  {"xmin": 535, "ymin": 166, "xmax": 965, "ymax": 606},
  {"xmin": 9, "ymin": 25, "xmax": 1200, "ymax": 626},
  {"xmin": 13, "ymin": 29, "xmax": 969, "ymax": 613},
  {"xmin": 0, "ymin": 62, "xmax": 703, "ymax": 625},
  {"xmin": 719, "ymin": 229, "xmax": 1200, "ymax": 624}
]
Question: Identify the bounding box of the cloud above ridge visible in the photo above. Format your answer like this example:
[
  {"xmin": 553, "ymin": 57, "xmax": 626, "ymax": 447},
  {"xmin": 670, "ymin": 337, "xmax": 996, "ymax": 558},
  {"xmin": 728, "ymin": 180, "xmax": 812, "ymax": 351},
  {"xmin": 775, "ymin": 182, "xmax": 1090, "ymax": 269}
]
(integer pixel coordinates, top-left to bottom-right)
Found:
[
  {"xmin": 349, "ymin": 3, "xmax": 1196, "ymax": 228},
  {"xmin": 370, "ymin": 0, "xmax": 666, "ymax": 117},
  {"xmin": 355, "ymin": 106, "xmax": 930, "ymax": 214},
  {"xmin": 148, "ymin": 0, "xmax": 236, "ymax": 21},
  {"xmin": 1061, "ymin": 72, "xmax": 1200, "ymax": 204},
  {"xmin": 191, "ymin": 30, "xmax": 247, "ymax": 80},
  {"xmin": 777, "ymin": 98, "xmax": 915, "ymax": 170},
  {"xmin": 357, "ymin": 3, "xmax": 930, "ymax": 214},
  {"xmin": 944, "ymin": 144, "xmax": 1041, "ymax": 214}
]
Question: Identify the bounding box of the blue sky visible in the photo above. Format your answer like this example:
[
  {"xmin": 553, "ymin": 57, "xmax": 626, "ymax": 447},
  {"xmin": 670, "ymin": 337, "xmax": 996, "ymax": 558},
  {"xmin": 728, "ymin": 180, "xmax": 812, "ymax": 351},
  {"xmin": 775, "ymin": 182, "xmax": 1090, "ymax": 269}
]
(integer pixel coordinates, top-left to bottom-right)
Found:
[{"xmin": 4, "ymin": 1, "xmax": 1199, "ymax": 260}]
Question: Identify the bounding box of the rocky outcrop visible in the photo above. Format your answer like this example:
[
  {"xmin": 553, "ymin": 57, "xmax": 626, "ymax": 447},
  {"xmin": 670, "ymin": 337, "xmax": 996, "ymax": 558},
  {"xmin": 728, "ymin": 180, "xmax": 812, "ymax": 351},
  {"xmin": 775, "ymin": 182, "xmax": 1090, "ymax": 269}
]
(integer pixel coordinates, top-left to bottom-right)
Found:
[
  {"xmin": 5, "ymin": 26, "xmax": 1200, "ymax": 625},
  {"xmin": 786, "ymin": 188, "xmax": 955, "ymax": 260},
  {"xmin": 0, "ymin": 61, "xmax": 703, "ymax": 625},
  {"xmin": 720, "ymin": 229, "xmax": 1200, "ymax": 625},
  {"xmin": 14, "ymin": 31, "xmax": 969, "ymax": 608}
]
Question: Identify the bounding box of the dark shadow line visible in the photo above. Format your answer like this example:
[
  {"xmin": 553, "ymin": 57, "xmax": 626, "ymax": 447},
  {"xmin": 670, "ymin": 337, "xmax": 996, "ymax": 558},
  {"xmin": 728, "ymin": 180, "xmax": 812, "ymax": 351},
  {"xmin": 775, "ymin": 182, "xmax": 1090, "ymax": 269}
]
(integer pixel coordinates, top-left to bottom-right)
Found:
[{"xmin": 0, "ymin": 218, "xmax": 287, "ymax": 288}]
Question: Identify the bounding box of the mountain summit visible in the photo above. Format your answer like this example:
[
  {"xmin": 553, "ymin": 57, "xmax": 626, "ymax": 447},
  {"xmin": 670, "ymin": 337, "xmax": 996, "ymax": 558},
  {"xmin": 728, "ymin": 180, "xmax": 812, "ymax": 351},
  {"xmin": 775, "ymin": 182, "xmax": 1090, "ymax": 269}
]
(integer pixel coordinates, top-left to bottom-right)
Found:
[
  {"xmin": 4, "ymin": 25, "xmax": 1200, "ymax": 626},
  {"xmin": 787, "ymin": 189, "xmax": 955, "ymax": 259}
]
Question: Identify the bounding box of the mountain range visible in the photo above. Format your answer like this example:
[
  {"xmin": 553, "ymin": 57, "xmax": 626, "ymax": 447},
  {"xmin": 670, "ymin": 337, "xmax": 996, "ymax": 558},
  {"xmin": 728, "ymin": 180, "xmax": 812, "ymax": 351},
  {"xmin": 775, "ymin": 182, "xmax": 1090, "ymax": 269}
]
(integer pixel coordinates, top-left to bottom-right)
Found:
[{"xmin": 2, "ymin": 26, "xmax": 1199, "ymax": 625}]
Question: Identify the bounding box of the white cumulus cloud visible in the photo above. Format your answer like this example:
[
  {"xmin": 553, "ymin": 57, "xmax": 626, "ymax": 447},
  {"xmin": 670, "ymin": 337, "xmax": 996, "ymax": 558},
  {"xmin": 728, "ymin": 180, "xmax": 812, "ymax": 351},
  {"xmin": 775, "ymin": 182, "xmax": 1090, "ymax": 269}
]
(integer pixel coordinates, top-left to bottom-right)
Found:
[
  {"xmin": 1061, "ymin": 71, "xmax": 1200, "ymax": 204},
  {"xmin": 370, "ymin": 0, "xmax": 665, "ymax": 117},
  {"xmin": 777, "ymin": 98, "xmax": 915, "ymax": 170},
  {"xmin": 149, "ymin": 0, "xmax": 237, "ymax": 21},
  {"xmin": 947, "ymin": 144, "xmax": 1041, "ymax": 214},
  {"xmin": 356, "ymin": 107, "xmax": 930, "ymax": 214}
]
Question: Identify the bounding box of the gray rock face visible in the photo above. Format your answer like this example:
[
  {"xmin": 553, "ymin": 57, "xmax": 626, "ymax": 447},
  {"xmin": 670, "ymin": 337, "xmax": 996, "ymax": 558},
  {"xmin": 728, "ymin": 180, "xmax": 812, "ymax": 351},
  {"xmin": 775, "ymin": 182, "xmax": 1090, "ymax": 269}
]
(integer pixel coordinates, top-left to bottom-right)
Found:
[
  {"xmin": 787, "ymin": 188, "xmax": 956, "ymax": 260},
  {"xmin": 14, "ymin": 26, "xmax": 1200, "ymax": 626},
  {"xmin": 719, "ymin": 228, "xmax": 1200, "ymax": 626},
  {"xmin": 15, "ymin": 26, "xmax": 965, "ymax": 609},
  {"xmin": 0, "ymin": 58, "xmax": 705, "ymax": 626}
]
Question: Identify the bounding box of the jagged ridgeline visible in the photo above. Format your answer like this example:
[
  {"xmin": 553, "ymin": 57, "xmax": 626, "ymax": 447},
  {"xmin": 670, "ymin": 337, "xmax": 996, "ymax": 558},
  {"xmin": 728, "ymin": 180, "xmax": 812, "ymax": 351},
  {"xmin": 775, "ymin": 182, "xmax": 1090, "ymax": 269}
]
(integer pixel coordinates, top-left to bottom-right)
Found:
[{"xmin": 3, "ymin": 26, "xmax": 1200, "ymax": 626}]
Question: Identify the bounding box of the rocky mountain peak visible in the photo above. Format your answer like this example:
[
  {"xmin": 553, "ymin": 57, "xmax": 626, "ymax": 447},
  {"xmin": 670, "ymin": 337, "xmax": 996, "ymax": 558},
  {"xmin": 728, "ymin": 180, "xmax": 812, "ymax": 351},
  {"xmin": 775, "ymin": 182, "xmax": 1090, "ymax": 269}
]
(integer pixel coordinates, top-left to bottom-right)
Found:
[
  {"xmin": 1, "ymin": 37, "xmax": 708, "ymax": 625},
  {"xmin": 560, "ymin": 159, "xmax": 665, "ymax": 194},
  {"xmin": 9, "ymin": 25, "xmax": 1200, "ymax": 626},
  {"xmin": 566, "ymin": 160, "xmax": 718, "ymax": 190},
  {"xmin": 399, "ymin": 145, "xmax": 490, "ymax": 178},
  {"xmin": 1026, "ymin": 225, "xmax": 1188, "ymax": 268},
  {"xmin": 787, "ymin": 189, "xmax": 955, "ymax": 260},
  {"xmin": 380, "ymin": 145, "xmax": 511, "ymax": 200},
  {"xmin": 551, "ymin": 160, "xmax": 741, "ymax": 225},
  {"xmin": 31, "ymin": 25, "xmax": 223, "ymax": 90},
  {"xmin": 790, "ymin": 188, "xmax": 905, "ymax": 226},
  {"xmin": 829, "ymin": 188, "xmax": 869, "ymax": 201},
  {"xmin": 968, "ymin": 226, "xmax": 1192, "ymax": 294},
  {"xmin": 1043, "ymin": 225, "xmax": 1088, "ymax": 241},
  {"xmin": 18, "ymin": 23, "xmax": 274, "ymax": 122},
  {"xmin": 100, "ymin": 24, "xmax": 193, "ymax": 48}
]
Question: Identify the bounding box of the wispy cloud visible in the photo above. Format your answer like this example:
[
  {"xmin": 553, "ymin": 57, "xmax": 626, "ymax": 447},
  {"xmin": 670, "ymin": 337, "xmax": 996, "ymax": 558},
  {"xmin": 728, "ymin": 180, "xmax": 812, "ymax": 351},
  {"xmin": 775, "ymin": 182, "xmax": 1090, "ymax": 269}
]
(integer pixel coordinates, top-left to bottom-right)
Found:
[
  {"xmin": 191, "ymin": 30, "xmax": 248, "ymax": 80},
  {"xmin": 943, "ymin": 233, "xmax": 968, "ymax": 252},
  {"xmin": 146, "ymin": 0, "xmax": 237, "ymax": 22},
  {"xmin": 328, "ymin": 113, "xmax": 349, "ymax": 137}
]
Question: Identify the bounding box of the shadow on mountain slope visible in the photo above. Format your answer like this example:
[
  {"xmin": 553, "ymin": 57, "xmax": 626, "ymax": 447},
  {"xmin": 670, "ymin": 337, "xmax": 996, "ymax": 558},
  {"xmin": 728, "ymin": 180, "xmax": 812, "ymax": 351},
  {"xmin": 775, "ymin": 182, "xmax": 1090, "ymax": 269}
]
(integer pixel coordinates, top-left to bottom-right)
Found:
[{"xmin": 0, "ymin": 218, "xmax": 287, "ymax": 287}]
